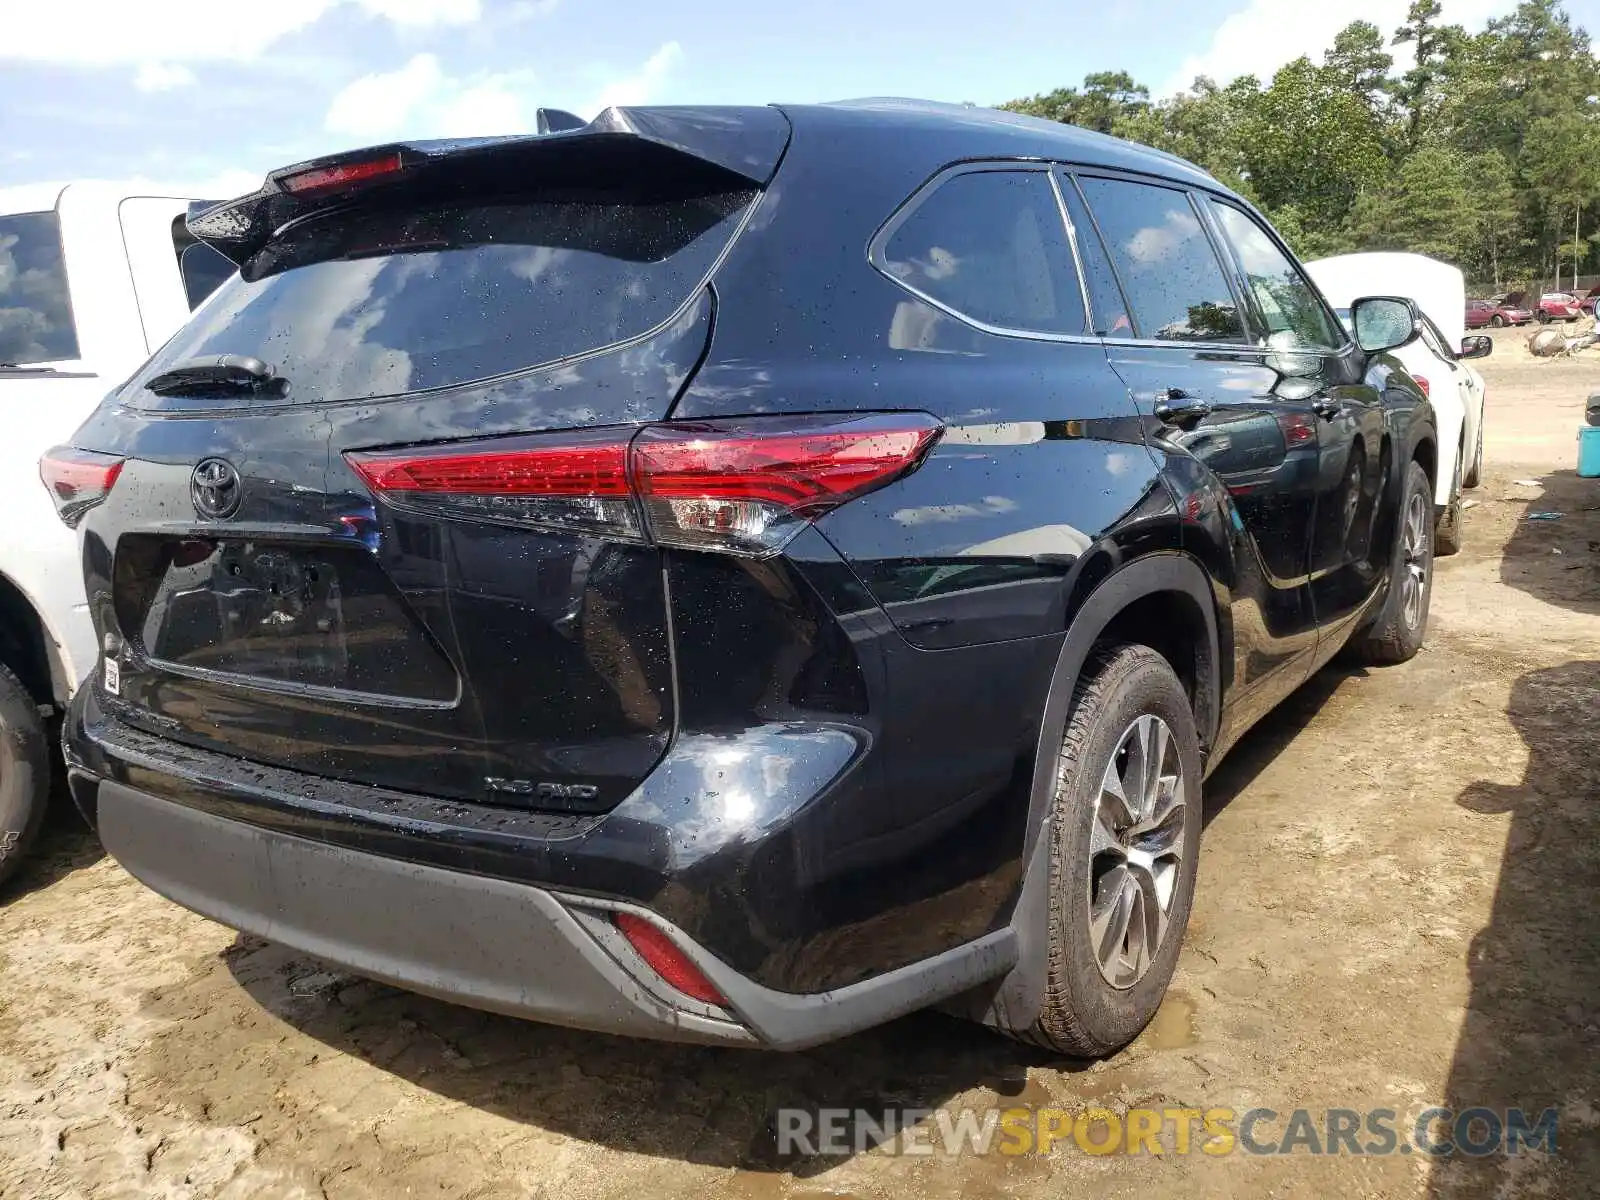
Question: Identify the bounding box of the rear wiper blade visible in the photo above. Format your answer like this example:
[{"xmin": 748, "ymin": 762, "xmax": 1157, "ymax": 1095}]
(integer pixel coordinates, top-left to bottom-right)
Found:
[{"xmin": 145, "ymin": 355, "xmax": 281, "ymax": 396}]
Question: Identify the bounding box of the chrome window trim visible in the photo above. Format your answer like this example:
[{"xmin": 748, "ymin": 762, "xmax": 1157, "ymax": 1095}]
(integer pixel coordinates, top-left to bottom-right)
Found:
[
  {"xmin": 868, "ymin": 159, "xmax": 1301, "ymax": 356},
  {"xmin": 1046, "ymin": 168, "xmax": 1097, "ymax": 333},
  {"xmin": 867, "ymin": 161, "xmax": 1102, "ymax": 346}
]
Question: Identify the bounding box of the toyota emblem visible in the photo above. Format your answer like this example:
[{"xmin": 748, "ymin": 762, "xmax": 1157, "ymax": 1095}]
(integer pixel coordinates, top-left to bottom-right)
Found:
[{"xmin": 191, "ymin": 458, "xmax": 242, "ymax": 520}]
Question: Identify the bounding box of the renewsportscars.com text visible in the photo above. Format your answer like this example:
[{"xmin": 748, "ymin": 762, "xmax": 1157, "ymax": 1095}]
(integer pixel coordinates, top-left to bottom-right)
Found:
[{"xmin": 776, "ymin": 1105, "xmax": 1560, "ymax": 1158}]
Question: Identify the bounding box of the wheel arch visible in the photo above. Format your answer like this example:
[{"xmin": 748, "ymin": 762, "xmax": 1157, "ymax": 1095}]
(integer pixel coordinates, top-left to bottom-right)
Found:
[
  {"xmin": 0, "ymin": 568, "xmax": 63, "ymax": 707},
  {"xmin": 956, "ymin": 551, "xmax": 1221, "ymax": 1037},
  {"xmin": 1412, "ymin": 430, "xmax": 1438, "ymax": 495}
]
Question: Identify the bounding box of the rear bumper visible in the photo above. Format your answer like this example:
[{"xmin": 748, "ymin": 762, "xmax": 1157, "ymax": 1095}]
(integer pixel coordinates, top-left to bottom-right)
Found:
[
  {"xmin": 96, "ymin": 779, "xmax": 758, "ymax": 1045},
  {"xmin": 67, "ymin": 687, "xmax": 1018, "ymax": 1048}
]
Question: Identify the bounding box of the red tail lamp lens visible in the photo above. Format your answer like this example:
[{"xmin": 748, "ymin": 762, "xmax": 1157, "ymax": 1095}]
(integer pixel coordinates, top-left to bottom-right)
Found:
[
  {"xmin": 613, "ymin": 912, "xmax": 726, "ymax": 1006},
  {"xmin": 1275, "ymin": 411, "xmax": 1317, "ymax": 448},
  {"xmin": 39, "ymin": 446, "xmax": 124, "ymax": 528},
  {"xmin": 632, "ymin": 414, "xmax": 942, "ymax": 554},
  {"xmin": 345, "ymin": 429, "xmax": 640, "ymax": 540},
  {"xmin": 1412, "ymin": 375, "xmax": 1430, "ymax": 398}
]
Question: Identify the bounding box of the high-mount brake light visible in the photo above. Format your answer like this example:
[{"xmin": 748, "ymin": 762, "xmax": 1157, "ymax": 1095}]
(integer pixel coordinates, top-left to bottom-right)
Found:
[
  {"xmin": 344, "ymin": 413, "xmax": 942, "ymax": 555},
  {"xmin": 279, "ymin": 153, "xmax": 406, "ymax": 195},
  {"xmin": 39, "ymin": 446, "xmax": 125, "ymax": 528}
]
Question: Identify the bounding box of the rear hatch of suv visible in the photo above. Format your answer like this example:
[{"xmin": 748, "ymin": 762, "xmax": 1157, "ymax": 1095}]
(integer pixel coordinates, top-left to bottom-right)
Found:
[{"xmin": 69, "ymin": 109, "xmax": 790, "ymax": 813}]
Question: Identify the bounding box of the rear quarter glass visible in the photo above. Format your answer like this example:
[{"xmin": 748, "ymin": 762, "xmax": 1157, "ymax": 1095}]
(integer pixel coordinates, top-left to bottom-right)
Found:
[{"xmin": 124, "ymin": 190, "xmax": 756, "ymax": 408}]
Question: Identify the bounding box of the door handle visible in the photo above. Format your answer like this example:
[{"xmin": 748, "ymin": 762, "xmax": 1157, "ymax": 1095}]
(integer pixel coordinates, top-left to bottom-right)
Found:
[
  {"xmin": 1311, "ymin": 396, "xmax": 1341, "ymax": 420},
  {"xmin": 1153, "ymin": 388, "xmax": 1213, "ymax": 427}
]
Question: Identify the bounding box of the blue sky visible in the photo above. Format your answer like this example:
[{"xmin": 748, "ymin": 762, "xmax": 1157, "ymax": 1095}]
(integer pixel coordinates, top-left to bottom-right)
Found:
[{"xmin": 0, "ymin": 0, "xmax": 1578, "ymax": 196}]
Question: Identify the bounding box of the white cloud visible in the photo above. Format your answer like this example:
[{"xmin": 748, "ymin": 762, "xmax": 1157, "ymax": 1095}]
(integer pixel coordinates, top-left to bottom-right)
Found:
[
  {"xmin": 134, "ymin": 62, "xmax": 196, "ymax": 93},
  {"xmin": 591, "ymin": 41, "xmax": 684, "ymax": 112},
  {"xmin": 4, "ymin": 0, "xmax": 335, "ymax": 65},
  {"xmin": 325, "ymin": 53, "xmax": 448, "ymax": 137},
  {"xmin": 323, "ymin": 53, "xmax": 540, "ymax": 138},
  {"xmin": 352, "ymin": 0, "xmax": 481, "ymax": 25},
  {"xmin": 2, "ymin": 0, "xmax": 487, "ymax": 67},
  {"xmin": 436, "ymin": 77, "xmax": 530, "ymax": 134},
  {"xmin": 321, "ymin": 40, "xmax": 688, "ymax": 143},
  {"xmin": 1160, "ymin": 0, "xmax": 1518, "ymax": 95}
]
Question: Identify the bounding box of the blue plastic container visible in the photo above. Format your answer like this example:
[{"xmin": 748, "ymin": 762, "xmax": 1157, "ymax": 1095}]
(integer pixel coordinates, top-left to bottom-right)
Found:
[{"xmin": 1580, "ymin": 426, "xmax": 1600, "ymax": 478}]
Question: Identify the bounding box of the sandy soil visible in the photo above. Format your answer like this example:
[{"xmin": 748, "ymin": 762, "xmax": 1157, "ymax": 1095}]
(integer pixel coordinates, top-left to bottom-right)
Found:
[{"xmin": 2, "ymin": 342, "xmax": 1597, "ymax": 1200}]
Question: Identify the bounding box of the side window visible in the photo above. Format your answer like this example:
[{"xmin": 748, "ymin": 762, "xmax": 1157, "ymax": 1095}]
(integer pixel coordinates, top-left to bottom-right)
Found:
[
  {"xmin": 171, "ymin": 211, "xmax": 236, "ymax": 310},
  {"xmin": 1076, "ymin": 176, "xmax": 1244, "ymax": 343},
  {"xmin": 879, "ymin": 169, "xmax": 1086, "ymax": 335},
  {"xmin": 0, "ymin": 210, "xmax": 80, "ymax": 364},
  {"xmin": 1210, "ymin": 202, "xmax": 1344, "ymax": 352},
  {"xmin": 1057, "ymin": 174, "xmax": 1132, "ymax": 338}
]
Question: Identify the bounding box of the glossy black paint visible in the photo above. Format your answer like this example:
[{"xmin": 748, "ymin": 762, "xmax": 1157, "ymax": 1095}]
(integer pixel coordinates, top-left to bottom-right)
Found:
[{"xmin": 67, "ymin": 100, "xmax": 1435, "ymax": 1003}]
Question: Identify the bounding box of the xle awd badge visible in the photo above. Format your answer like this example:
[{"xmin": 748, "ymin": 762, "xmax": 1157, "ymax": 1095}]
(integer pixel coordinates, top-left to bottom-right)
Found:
[
  {"xmin": 191, "ymin": 458, "xmax": 242, "ymax": 520},
  {"xmin": 485, "ymin": 778, "xmax": 600, "ymax": 801}
]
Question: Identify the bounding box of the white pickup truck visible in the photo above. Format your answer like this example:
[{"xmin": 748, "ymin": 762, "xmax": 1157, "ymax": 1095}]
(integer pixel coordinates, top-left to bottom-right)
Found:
[{"xmin": 1, "ymin": 182, "xmax": 231, "ymax": 882}]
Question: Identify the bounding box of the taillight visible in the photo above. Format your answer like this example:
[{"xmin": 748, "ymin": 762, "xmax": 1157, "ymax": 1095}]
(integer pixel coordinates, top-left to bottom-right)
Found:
[
  {"xmin": 1275, "ymin": 411, "xmax": 1317, "ymax": 448},
  {"xmin": 39, "ymin": 446, "xmax": 124, "ymax": 528},
  {"xmin": 633, "ymin": 414, "xmax": 942, "ymax": 554},
  {"xmin": 1413, "ymin": 375, "xmax": 1430, "ymax": 398},
  {"xmin": 345, "ymin": 413, "xmax": 942, "ymax": 556},
  {"xmin": 346, "ymin": 428, "xmax": 639, "ymax": 540}
]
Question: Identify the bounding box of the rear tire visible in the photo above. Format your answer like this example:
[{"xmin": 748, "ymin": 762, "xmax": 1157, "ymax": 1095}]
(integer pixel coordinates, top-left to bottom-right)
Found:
[
  {"xmin": 1435, "ymin": 452, "xmax": 1464, "ymax": 557},
  {"xmin": 0, "ymin": 663, "xmax": 49, "ymax": 888},
  {"xmin": 1352, "ymin": 461, "xmax": 1434, "ymax": 665},
  {"xmin": 1435, "ymin": 499, "xmax": 1462, "ymax": 556},
  {"xmin": 1017, "ymin": 644, "xmax": 1202, "ymax": 1057}
]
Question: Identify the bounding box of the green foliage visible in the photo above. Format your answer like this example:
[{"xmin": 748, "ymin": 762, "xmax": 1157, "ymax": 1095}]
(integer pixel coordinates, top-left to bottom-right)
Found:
[
  {"xmin": 1245, "ymin": 57, "xmax": 1390, "ymax": 225},
  {"xmin": 1002, "ymin": 70, "xmax": 1149, "ymax": 134},
  {"xmin": 998, "ymin": 0, "xmax": 1600, "ymax": 289}
]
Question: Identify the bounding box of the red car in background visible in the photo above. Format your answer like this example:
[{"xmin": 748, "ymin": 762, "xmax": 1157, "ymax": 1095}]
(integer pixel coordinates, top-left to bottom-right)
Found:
[
  {"xmin": 1578, "ymin": 285, "xmax": 1600, "ymax": 314},
  {"xmin": 1467, "ymin": 297, "xmax": 1534, "ymax": 327},
  {"xmin": 1502, "ymin": 290, "xmax": 1584, "ymax": 323}
]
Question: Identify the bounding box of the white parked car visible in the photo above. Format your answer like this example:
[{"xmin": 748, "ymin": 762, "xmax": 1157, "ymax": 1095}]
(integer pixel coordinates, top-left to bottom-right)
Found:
[
  {"xmin": 0, "ymin": 182, "xmax": 233, "ymax": 881},
  {"xmin": 1306, "ymin": 252, "xmax": 1490, "ymax": 557}
]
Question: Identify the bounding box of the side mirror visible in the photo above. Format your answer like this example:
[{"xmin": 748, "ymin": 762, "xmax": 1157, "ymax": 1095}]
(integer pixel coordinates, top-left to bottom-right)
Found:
[
  {"xmin": 1460, "ymin": 334, "xmax": 1493, "ymax": 360},
  {"xmin": 1351, "ymin": 296, "xmax": 1421, "ymax": 353}
]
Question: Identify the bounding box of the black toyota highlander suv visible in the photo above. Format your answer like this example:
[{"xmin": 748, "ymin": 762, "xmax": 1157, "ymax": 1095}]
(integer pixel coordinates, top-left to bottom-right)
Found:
[{"xmin": 49, "ymin": 99, "xmax": 1436, "ymax": 1056}]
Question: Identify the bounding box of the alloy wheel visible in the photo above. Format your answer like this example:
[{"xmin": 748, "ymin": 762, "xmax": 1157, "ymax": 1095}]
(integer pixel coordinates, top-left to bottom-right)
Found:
[
  {"xmin": 1087, "ymin": 714, "xmax": 1191, "ymax": 989},
  {"xmin": 1399, "ymin": 489, "xmax": 1431, "ymax": 630}
]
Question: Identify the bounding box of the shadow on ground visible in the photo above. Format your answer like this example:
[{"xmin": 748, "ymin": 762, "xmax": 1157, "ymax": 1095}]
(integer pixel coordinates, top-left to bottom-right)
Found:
[
  {"xmin": 1200, "ymin": 664, "xmax": 1360, "ymax": 829},
  {"xmin": 1496, "ymin": 469, "xmax": 1599, "ymax": 615},
  {"xmin": 1427, "ymin": 659, "xmax": 1600, "ymax": 1199},
  {"xmin": 220, "ymin": 937, "xmax": 1080, "ymax": 1175}
]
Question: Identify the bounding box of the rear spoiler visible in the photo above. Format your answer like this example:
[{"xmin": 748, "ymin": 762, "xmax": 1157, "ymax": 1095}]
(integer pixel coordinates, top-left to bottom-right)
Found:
[{"xmin": 188, "ymin": 105, "xmax": 792, "ymax": 266}]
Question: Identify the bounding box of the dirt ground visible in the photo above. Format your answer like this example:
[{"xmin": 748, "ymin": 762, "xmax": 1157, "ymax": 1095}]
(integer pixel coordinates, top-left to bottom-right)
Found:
[{"xmin": 2, "ymin": 325, "xmax": 1597, "ymax": 1199}]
